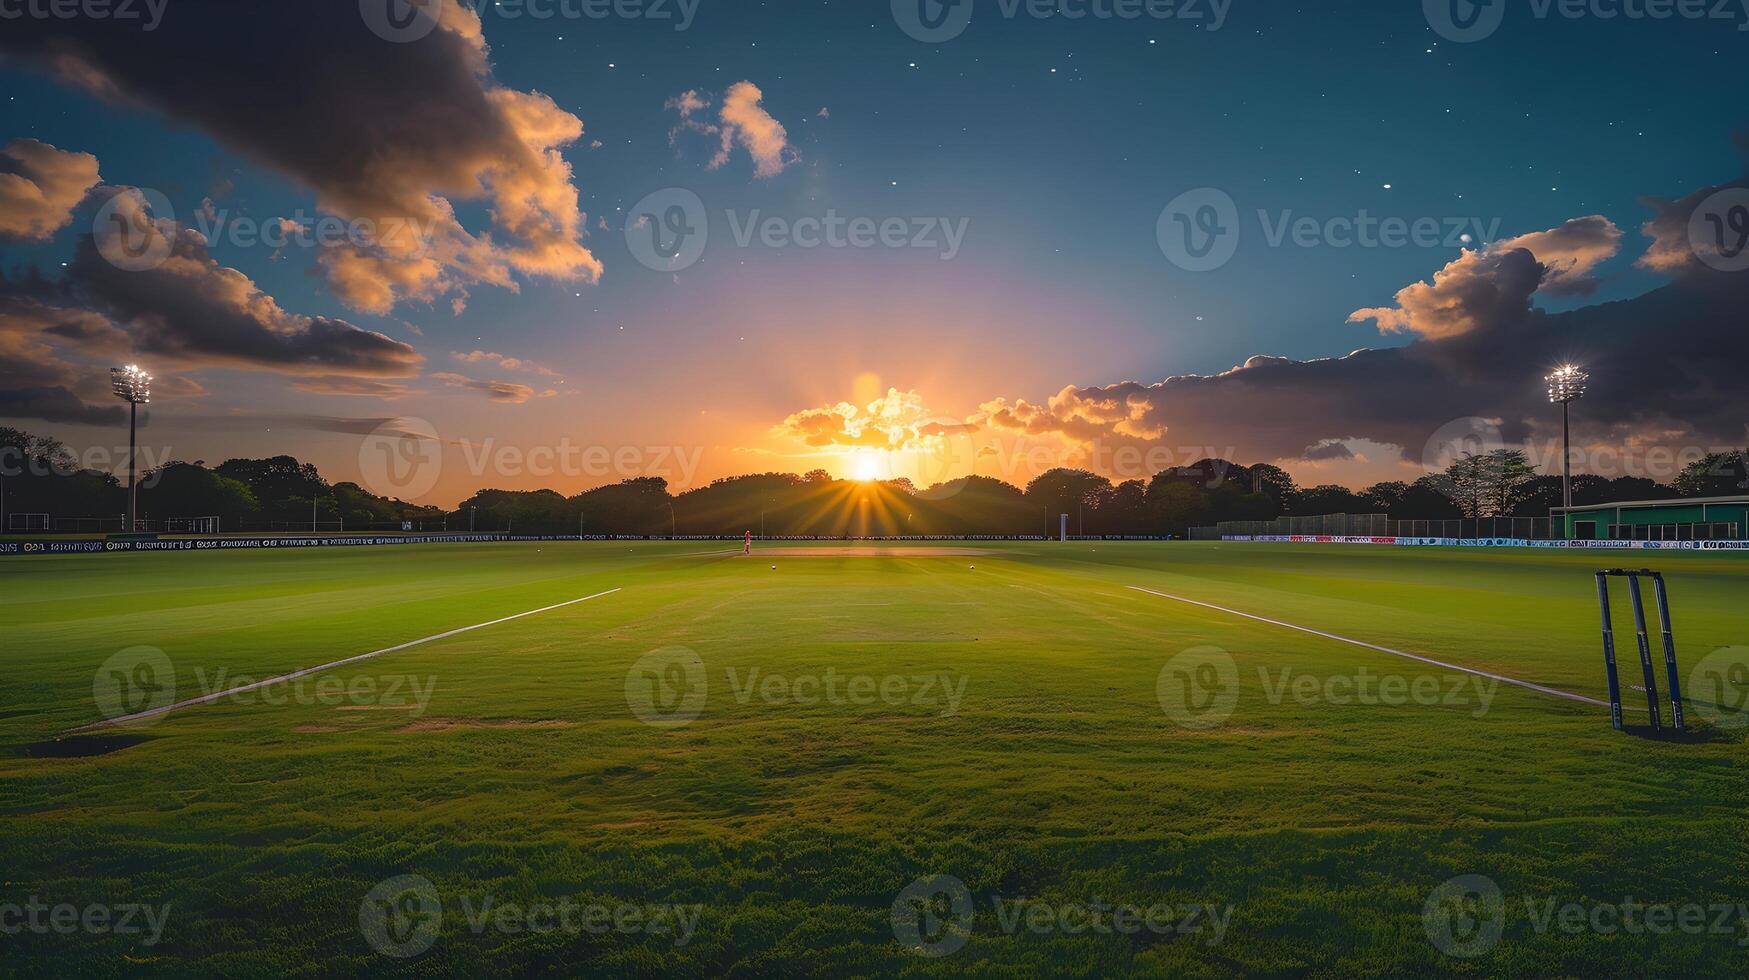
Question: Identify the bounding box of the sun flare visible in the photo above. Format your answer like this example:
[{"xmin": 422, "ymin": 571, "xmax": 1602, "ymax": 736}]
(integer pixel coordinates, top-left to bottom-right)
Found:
[{"xmin": 849, "ymin": 451, "xmax": 884, "ymax": 481}]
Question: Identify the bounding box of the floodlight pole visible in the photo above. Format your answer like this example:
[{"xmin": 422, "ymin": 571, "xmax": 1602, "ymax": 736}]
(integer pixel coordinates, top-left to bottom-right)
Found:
[
  {"xmin": 1559, "ymin": 398, "xmax": 1572, "ymax": 511},
  {"xmin": 127, "ymin": 398, "xmax": 139, "ymax": 532},
  {"xmin": 111, "ymin": 365, "xmax": 151, "ymax": 534},
  {"xmin": 1546, "ymin": 366, "xmax": 1588, "ymax": 538}
]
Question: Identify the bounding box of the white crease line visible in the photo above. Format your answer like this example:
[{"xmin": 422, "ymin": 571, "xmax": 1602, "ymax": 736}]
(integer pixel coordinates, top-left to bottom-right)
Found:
[
  {"xmin": 1630, "ymin": 684, "xmax": 1720, "ymax": 710},
  {"xmin": 73, "ymin": 588, "xmax": 622, "ymax": 732},
  {"xmin": 1126, "ymin": 585, "xmax": 1607, "ymax": 709}
]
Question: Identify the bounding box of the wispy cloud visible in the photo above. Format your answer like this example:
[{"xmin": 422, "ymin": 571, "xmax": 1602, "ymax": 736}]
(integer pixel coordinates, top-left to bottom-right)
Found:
[{"xmin": 667, "ymin": 81, "xmax": 796, "ymax": 178}]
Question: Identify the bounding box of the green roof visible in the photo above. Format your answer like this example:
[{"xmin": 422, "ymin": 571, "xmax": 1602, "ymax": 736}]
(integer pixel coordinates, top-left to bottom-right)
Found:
[{"xmin": 1550, "ymin": 495, "xmax": 1749, "ymax": 514}]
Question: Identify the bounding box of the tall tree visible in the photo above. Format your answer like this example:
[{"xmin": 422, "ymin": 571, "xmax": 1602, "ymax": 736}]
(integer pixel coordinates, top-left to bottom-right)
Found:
[
  {"xmin": 1443, "ymin": 453, "xmax": 1489, "ymax": 517},
  {"xmin": 1674, "ymin": 451, "xmax": 1748, "ymax": 498},
  {"xmin": 1484, "ymin": 449, "xmax": 1537, "ymax": 517}
]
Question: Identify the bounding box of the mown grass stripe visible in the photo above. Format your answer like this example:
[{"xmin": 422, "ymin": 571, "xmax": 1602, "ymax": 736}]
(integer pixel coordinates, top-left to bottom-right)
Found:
[
  {"xmin": 1126, "ymin": 585, "xmax": 1607, "ymax": 709},
  {"xmin": 72, "ymin": 588, "xmax": 622, "ymax": 732}
]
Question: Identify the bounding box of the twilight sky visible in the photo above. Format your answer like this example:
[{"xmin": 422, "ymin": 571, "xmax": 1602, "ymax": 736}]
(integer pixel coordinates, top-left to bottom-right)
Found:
[{"xmin": 1, "ymin": 0, "xmax": 1746, "ymax": 505}]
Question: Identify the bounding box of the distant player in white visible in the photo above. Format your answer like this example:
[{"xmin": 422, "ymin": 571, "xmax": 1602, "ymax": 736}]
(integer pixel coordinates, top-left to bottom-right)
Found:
[{"xmin": 744, "ymin": 530, "xmax": 752, "ymax": 556}]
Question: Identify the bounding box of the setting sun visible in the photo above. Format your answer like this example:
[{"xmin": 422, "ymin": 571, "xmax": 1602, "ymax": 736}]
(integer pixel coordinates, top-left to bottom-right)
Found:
[{"xmin": 849, "ymin": 451, "xmax": 884, "ymax": 482}]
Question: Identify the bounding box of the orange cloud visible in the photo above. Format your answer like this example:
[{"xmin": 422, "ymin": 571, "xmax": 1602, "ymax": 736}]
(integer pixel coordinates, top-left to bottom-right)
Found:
[
  {"xmin": 450, "ymin": 349, "xmax": 559, "ymax": 377},
  {"xmin": 0, "ymin": 139, "xmax": 101, "ymax": 240},
  {"xmin": 1, "ymin": 1, "xmax": 602, "ymax": 317},
  {"xmin": 977, "ymin": 384, "xmax": 1165, "ymax": 444},
  {"xmin": 668, "ymin": 81, "xmax": 796, "ymax": 178},
  {"xmin": 773, "ymin": 388, "xmax": 974, "ymax": 451},
  {"xmin": 1348, "ymin": 216, "xmax": 1622, "ymax": 339},
  {"xmin": 290, "ymin": 377, "xmax": 418, "ymax": 399},
  {"xmin": 431, "ymin": 371, "xmax": 542, "ymax": 404}
]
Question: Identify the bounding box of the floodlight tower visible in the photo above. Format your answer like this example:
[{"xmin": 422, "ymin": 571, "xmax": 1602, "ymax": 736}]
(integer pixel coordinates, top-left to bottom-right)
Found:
[
  {"xmin": 1545, "ymin": 365, "xmax": 1588, "ymax": 518},
  {"xmin": 111, "ymin": 364, "xmax": 152, "ymax": 532}
]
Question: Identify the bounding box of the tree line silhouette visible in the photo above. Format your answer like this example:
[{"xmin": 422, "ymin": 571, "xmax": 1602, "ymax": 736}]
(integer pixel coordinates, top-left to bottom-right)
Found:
[{"xmin": 3, "ymin": 426, "xmax": 1745, "ymax": 537}]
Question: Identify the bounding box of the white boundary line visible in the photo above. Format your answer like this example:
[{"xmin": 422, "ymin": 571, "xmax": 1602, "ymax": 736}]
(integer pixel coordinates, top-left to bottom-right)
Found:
[
  {"xmin": 74, "ymin": 588, "xmax": 622, "ymax": 732},
  {"xmin": 1126, "ymin": 585, "xmax": 1608, "ymax": 709}
]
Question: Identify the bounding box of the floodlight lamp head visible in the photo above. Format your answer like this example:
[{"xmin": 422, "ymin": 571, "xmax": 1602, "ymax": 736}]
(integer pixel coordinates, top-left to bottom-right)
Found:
[
  {"xmin": 1545, "ymin": 364, "xmax": 1588, "ymax": 404},
  {"xmin": 111, "ymin": 364, "xmax": 152, "ymax": 404}
]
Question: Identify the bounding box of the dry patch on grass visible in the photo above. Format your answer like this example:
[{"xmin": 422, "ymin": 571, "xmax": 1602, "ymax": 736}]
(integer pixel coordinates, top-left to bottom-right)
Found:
[
  {"xmin": 1171, "ymin": 726, "xmax": 1318, "ymax": 738},
  {"xmin": 291, "ymin": 725, "xmax": 341, "ymax": 734},
  {"xmin": 395, "ymin": 718, "xmax": 575, "ymax": 733},
  {"xmin": 752, "ymin": 547, "xmax": 995, "ymax": 557}
]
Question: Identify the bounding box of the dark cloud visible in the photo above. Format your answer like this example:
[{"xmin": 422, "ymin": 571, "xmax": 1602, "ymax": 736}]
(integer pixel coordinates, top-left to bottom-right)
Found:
[
  {"xmin": 1637, "ymin": 177, "xmax": 1749, "ymax": 275},
  {"xmin": 61, "ymin": 187, "xmax": 422, "ymax": 377},
  {"xmin": 0, "ymin": 385, "xmax": 123, "ymax": 426},
  {"xmin": 0, "ymin": 0, "xmax": 600, "ymax": 314},
  {"xmin": 1303, "ymin": 440, "xmax": 1356, "ymax": 461},
  {"xmin": 169, "ymin": 414, "xmax": 425, "ymax": 438},
  {"xmin": 980, "ymin": 194, "xmax": 1749, "ymax": 468},
  {"xmin": 0, "ymin": 186, "xmax": 422, "ymax": 422},
  {"xmin": 0, "ymin": 287, "xmax": 125, "ymax": 425}
]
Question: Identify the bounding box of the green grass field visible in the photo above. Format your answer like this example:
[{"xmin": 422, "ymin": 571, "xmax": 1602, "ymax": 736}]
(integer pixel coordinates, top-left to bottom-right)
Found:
[{"xmin": 2, "ymin": 542, "xmax": 1745, "ymax": 976}]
